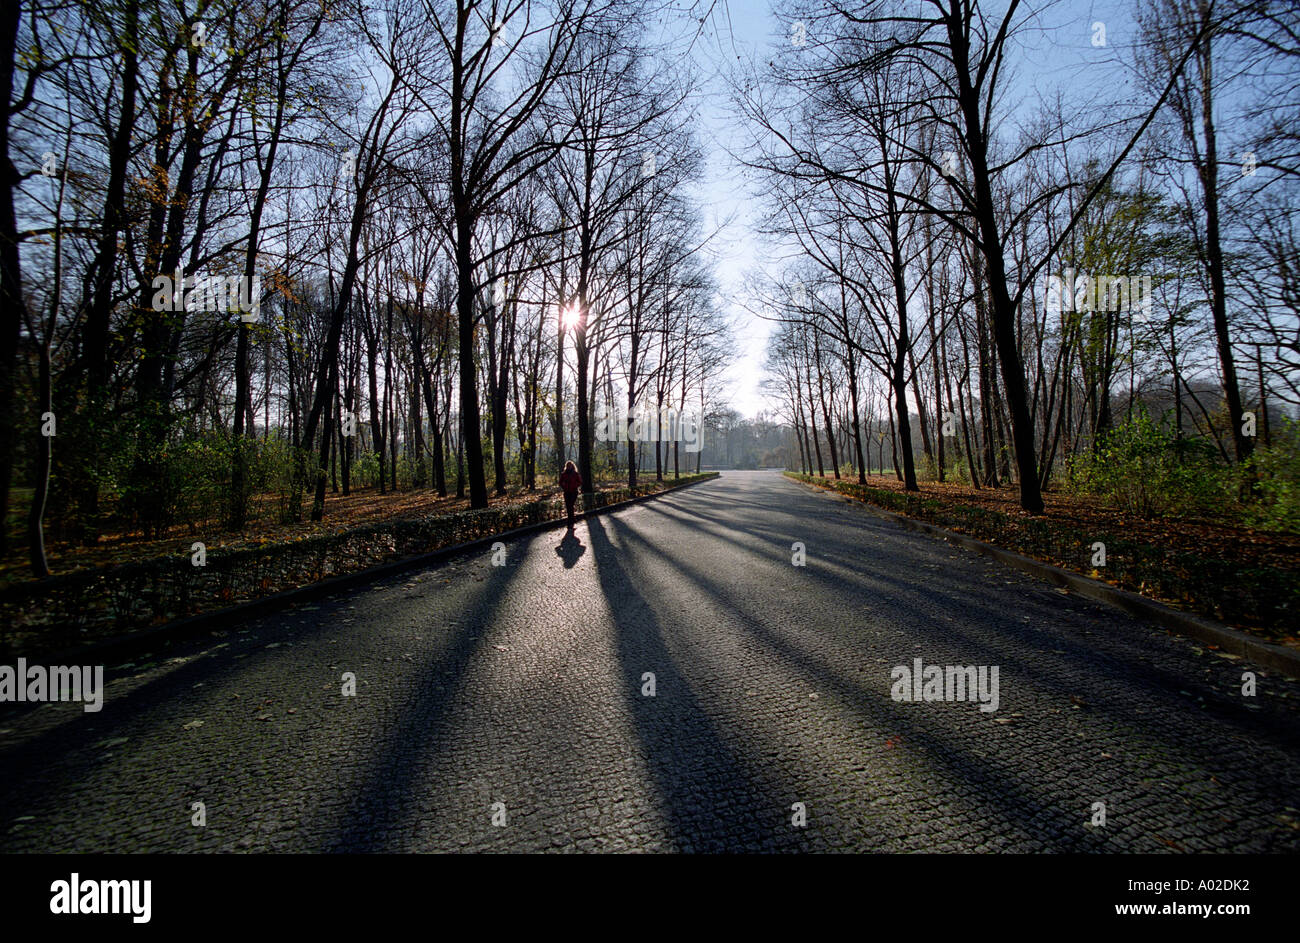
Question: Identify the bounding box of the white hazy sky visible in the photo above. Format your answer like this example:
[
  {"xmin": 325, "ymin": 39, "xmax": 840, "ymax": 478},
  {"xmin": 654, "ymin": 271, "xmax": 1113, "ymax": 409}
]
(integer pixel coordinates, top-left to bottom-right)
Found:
[{"xmin": 690, "ymin": 1, "xmax": 781, "ymax": 419}]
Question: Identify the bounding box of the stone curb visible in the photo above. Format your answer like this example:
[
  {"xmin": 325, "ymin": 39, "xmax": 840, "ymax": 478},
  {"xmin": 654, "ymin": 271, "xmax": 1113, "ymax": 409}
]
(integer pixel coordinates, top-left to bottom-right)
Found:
[
  {"xmin": 30, "ymin": 473, "xmax": 720, "ymax": 668},
  {"xmin": 791, "ymin": 474, "xmax": 1300, "ymax": 680}
]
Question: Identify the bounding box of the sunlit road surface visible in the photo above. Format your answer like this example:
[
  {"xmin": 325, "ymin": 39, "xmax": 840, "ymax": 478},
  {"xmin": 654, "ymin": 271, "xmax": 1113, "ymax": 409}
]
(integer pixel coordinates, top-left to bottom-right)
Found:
[{"xmin": 2, "ymin": 470, "xmax": 1298, "ymax": 852}]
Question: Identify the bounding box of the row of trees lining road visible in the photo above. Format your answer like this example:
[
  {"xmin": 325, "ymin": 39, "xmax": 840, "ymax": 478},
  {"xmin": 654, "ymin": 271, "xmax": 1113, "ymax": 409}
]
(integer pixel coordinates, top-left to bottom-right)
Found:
[
  {"xmin": 744, "ymin": 0, "xmax": 1299, "ymax": 515},
  {"xmin": 2, "ymin": 0, "xmax": 735, "ymax": 575}
]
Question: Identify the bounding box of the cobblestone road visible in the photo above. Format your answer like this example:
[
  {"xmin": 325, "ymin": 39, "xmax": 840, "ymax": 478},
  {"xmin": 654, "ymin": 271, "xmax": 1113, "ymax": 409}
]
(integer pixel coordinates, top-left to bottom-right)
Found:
[{"xmin": 2, "ymin": 470, "xmax": 1299, "ymax": 852}]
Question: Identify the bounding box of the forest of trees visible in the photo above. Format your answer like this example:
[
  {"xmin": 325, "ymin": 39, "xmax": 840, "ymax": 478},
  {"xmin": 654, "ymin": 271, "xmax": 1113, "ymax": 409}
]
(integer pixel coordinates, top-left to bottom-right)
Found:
[
  {"xmin": 3, "ymin": 0, "xmax": 1298, "ymax": 584},
  {"xmin": 748, "ymin": 0, "xmax": 1298, "ymax": 527},
  {"xmin": 0, "ymin": 0, "xmax": 737, "ymax": 577}
]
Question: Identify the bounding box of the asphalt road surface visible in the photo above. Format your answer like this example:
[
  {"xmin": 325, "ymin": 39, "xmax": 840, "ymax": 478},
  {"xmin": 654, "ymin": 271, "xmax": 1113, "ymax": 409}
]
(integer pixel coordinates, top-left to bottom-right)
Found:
[{"xmin": 2, "ymin": 470, "xmax": 1298, "ymax": 852}]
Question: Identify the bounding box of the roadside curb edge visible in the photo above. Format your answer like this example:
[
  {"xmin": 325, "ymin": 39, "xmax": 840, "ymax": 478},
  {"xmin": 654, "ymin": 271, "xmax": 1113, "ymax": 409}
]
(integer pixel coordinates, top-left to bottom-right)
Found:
[{"xmin": 32, "ymin": 473, "xmax": 721, "ymax": 668}]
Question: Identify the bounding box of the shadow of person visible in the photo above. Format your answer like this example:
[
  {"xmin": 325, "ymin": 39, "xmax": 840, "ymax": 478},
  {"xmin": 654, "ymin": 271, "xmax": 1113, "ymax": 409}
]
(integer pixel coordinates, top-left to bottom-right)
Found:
[{"xmin": 555, "ymin": 530, "xmax": 586, "ymax": 569}]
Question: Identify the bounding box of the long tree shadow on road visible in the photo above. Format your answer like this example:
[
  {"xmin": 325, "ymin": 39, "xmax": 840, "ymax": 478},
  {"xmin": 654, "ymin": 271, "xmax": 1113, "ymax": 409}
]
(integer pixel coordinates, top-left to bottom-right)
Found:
[
  {"xmin": 610, "ymin": 498, "xmax": 1300, "ymax": 850},
  {"xmin": 636, "ymin": 489, "xmax": 1300, "ymax": 754},
  {"xmin": 317, "ymin": 544, "xmax": 526, "ymax": 852},
  {"xmin": 599, "ymin": 507, "xmax": 1105, "ymax": 851},
  {"xmin": 585, "ymin": 514, "xmax": 806, "ymax": 852}
]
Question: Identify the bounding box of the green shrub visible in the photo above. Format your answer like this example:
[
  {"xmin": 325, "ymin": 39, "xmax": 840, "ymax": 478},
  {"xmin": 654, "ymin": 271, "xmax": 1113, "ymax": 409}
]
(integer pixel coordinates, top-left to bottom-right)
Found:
[
  {"xmin": 166, "ymin": 435, "xmax": 231, "ymax": 531},
  {"xmin": 946, "ymin": 455, "xmax": 973, "ymax": 486},
  {"xmin": 1065, "ymin": 410, "xmax": 1228, "ymax": 518},
  {"xmin": 1240, "ymin": 419, "xmax": 1300, "ymax": 533}
]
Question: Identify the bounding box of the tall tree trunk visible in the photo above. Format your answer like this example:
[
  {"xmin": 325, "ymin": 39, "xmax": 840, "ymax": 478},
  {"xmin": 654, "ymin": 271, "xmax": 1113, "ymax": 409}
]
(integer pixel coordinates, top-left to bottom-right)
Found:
[
  {"xmin": 1196, "ymin": 29, "xmax": 1251, "ymax": 462},
  {"xmin": 953, "ymin": 26, "xmax": 1045, "ymax": 512},
  {"xmin": 0, "ymin": 0, "xmax": 29, "ymax": 555},
  {"xmin": 454, "ymin": 215, "xmax": 489, "ymax": 504},
  {"xmin": 813, "ymin": 332, "xmax": 840, "ymax": 477}
]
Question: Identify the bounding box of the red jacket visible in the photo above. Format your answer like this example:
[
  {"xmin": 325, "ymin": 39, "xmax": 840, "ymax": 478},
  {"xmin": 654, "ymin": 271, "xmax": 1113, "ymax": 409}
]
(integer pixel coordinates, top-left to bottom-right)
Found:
[{"xmin": 559, "ymin": 468, "xmax": 582, "ymax": 494}]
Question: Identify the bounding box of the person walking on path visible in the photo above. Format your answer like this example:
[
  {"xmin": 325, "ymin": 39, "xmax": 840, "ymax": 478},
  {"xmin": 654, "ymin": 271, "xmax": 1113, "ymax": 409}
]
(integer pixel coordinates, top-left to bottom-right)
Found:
[{"xmin": 559, "ymin": 461, "xmax": 582, "ymax": 529}]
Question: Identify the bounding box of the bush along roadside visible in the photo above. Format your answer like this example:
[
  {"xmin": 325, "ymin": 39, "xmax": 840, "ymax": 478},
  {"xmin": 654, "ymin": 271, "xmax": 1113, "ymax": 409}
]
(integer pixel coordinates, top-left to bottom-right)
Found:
[
  {"xmin": 786, "ymin": 472, "xmax": 1298, "ymax": 641},
  {"xmin": 1, "ymin": 473, "xmax": 718, "ymax": 657}
]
